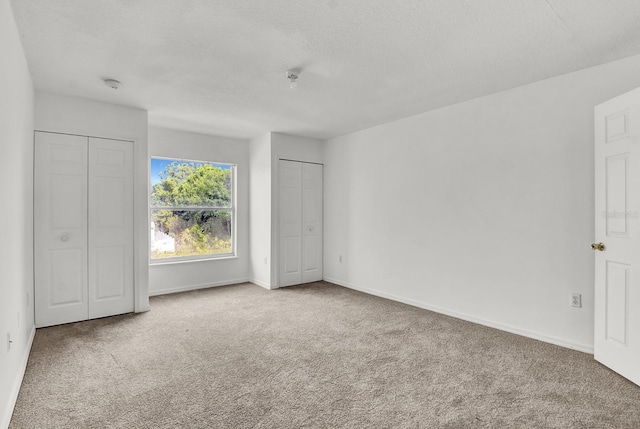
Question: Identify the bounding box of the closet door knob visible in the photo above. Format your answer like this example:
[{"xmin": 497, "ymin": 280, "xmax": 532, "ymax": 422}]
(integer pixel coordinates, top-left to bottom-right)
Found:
[{"xmin": 61, "ymin": 235, "xmax": 69, "ymax": 242}]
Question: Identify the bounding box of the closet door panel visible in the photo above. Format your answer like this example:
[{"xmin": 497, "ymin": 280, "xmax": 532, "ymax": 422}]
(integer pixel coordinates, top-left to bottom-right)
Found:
[
  {"xmin": 88, "ymin": 138, "xmax": 134, "ymax": 319},
  {"xmin": 279, "ymin": 160, "xmax": 303, "ymax": 287},
  {"xmin": 302, "ymin": 163, "xmax": 323, "ymax": 283},
  {"xmin": 34, "ymin": 132, "xmax": 89, "ymax": 327},
  {"xmin": 278, "ymin": 160, "xmax": 323, "ymax": 287}
]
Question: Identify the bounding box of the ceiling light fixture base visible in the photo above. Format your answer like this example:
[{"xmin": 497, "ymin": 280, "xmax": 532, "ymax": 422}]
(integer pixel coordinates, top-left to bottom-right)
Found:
[
  {"xmin": 103, "ymin": 78, "xmax": 121, "ymax": 90},
  {"xmin": 286, "ymin": 69, "xmax": 299, "ymax": 89}
]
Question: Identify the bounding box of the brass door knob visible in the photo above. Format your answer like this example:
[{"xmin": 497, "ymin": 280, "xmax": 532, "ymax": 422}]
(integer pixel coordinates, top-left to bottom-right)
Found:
[{"xmin": 591, "ymin": 242, "xmax": 605, "ymax": 251}]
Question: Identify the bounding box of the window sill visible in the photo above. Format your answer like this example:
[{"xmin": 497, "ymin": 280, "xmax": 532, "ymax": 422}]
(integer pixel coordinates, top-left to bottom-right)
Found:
[{"xmin": 150, "ymin": 254, "xmax": 237, "ymax": 266}]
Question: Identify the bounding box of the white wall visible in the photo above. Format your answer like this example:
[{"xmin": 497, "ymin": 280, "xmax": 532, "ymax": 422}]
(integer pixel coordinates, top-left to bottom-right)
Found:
[
  {"xmin": 324, "ymin": 54, "xmax": 640, "ymax": 353},
  {"xmin": 271, "ymin": 132, "xmax": 324, "ymax": 165},
  {"xmin": 249, "ymin": 133, "xmax": 272, "ymax": 288},
  {"xmin": 0, "ymin": 1, "xmax": 35, "ymax": 427},
  {"xmin": 35, "ymin": 92, "xmax": 150, "ymax": 312},
  {"xmin": 149, "ymin": 126, "xmax": 250, "ymax": 295}
]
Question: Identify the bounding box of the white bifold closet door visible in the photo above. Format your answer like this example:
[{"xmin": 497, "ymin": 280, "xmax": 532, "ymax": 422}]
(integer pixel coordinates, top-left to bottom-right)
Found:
[
  {"xmin": 34, "ymin": 131, "xmax": 134, "ymax": 328},
  {"xmin": 279, "ymin": 160, "xmax": 323, "ymax": 287}
]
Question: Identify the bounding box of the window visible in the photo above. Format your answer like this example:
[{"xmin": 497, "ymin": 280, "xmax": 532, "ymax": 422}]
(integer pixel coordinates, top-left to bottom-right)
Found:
[{"xmin": 150, "ymin": 157, "xmax": 235, "ymax": 262}]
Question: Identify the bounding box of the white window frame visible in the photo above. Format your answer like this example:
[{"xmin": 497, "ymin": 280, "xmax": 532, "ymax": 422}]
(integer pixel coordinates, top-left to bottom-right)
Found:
[{"xmin": 149, "ymin": 156, "xmax": 237, "ymax": 264}]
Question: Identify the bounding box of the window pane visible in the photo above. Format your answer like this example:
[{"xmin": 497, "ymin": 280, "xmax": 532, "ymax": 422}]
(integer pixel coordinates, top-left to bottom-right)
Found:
[
  {"xmin": 151, "ymin": 209, "xmax": 232, "ymax": 259},
  {"xmin": 150, "ymin": 159, "xmax": 232, "ymax": 208}
]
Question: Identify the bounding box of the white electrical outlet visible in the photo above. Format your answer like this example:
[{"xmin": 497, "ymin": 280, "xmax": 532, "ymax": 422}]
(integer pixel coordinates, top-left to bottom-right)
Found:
[
  {"xmin": 571, "ymin": 293, "xmax": 582, "ymax": 308},
  {"xmin": 339, "ymin": 255, "xmax": 343, "ymax": 263},
  {"xmin": 264, "ymin": 257, "xmax": 268, "ymax": 265}
]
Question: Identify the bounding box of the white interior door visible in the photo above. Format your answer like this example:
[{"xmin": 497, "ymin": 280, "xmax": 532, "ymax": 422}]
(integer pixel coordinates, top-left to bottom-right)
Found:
[
  {"xmin": 302, "ymin": 162, "xmax": 323, "ymax": 283},
  {"xmin": 279, "ymin": 160, "xmax": 323, "ymax": 287},
  {"xmin": 35, "ymin": 132, "xmax": 134, "ymax": 327},
  {"xmin": 34, "ymin": 132, "xmax": 89, "ymax": 327},
  {"xmin": 594, "ymin": 88, "xmax": 640, "ymax": 386},
  {"xmin": 88, "ymin": 138, "xmax": 134, "ymax": 319},
  {"xmin": 279, "ymin": 160, "xmax": 303, "ymax": 287}
]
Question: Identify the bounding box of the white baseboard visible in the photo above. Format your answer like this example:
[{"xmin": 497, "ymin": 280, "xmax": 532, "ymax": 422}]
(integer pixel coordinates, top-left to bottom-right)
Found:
[
  {"xmin": 1, "ymin": 325, "xmax": 35, "ymax": 429},
  {"xmin": 323, "ymin": 276, "xmax": 594, "ymax": 355},
  {"xmin": 250, "ymin": 279, "xmax": 272, "ymax": 290},
  {"xmin": 135, "ymin": 304, "xmax": 151, "ymax": 313},
  {"xmin": 148, "ymin": 278, "xmax": 250, "ymax": 297}
]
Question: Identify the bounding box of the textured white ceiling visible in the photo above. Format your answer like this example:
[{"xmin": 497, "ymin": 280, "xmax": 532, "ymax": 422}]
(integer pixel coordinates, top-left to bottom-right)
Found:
[{"xmin": 10, "ymin": 0, "xmax": 640, "ymax": 139}]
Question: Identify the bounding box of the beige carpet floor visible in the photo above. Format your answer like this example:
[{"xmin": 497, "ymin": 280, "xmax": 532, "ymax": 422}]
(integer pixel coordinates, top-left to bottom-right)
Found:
[{"xmin": 9, "ymin": 281, "xmax": 640, "ymax": 428}]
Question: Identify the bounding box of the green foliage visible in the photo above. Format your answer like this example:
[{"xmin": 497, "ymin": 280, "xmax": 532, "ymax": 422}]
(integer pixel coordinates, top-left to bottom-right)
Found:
[
  {"xmin": 151, "ymin": 162, "xmax": 232, "ymax": 208},
  {"xmin": 151, "ymin": 161, "xmax": 233, "ymax": 258}
]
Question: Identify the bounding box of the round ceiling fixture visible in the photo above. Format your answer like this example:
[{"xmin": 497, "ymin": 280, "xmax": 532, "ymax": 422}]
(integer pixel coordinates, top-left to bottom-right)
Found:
[
  {"xmin": 286, "ymin": 69, "xmax": 299, "ymax": 89},
  {"xmin": 103, "ymin": 78, "xmax": 121, "ymax": 90}
]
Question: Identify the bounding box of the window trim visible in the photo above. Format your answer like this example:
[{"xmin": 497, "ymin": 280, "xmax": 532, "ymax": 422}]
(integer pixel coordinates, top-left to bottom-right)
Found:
[{"xmin": 149, "ymin": 156, "xmax": 237, "ymax": 264}]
